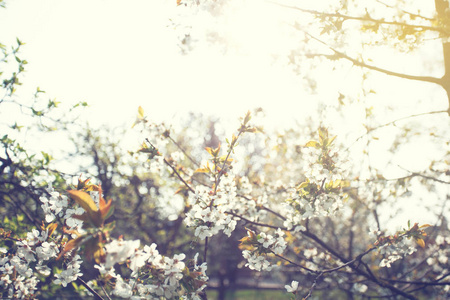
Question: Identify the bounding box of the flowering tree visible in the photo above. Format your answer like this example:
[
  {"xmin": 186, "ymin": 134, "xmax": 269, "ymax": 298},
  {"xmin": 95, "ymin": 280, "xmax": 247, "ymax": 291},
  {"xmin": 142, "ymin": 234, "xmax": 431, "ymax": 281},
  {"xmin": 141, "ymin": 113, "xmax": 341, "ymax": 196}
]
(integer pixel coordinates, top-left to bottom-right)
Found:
[
  {"xmin": 1, "ymin": 0, "xmax": 450, "ymax": 299},
  {"xmin": 2, "ymin": 107, "xmax": 448, "ymax": 299}
]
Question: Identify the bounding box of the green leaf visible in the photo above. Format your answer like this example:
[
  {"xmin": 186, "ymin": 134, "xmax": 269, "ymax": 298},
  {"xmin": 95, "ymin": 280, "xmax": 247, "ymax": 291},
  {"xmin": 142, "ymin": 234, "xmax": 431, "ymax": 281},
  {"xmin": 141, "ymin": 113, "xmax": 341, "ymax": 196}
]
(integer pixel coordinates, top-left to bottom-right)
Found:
[
  {"xmin": 10, "ymin": 122, "xmax": 23, "ymax": 131},
  {"xmin": 297, "ymin": 181, "xmax": 309, "ymax": 190},
  {"xmin": 41, "ymin": 151, "xmax": 52, "ymax": 164},
  {"xmin": 47, "ymin": 99, "xmax": 60, "ymax": 108},
  {"xmin": 31, "ymin": 108, "xmax": 43, "ymax": 116},
  {"xmin": 327, "ymin": 135, "xmax": 337, "ymax": 147}
]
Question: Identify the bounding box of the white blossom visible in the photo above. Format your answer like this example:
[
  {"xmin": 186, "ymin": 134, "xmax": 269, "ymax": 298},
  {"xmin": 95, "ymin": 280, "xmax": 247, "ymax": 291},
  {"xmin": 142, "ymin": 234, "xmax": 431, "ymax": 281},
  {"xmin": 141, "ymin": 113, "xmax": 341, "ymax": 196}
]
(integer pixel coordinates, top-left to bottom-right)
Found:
[{"xmin": 285, "ymin": 280, "xmax": 299, "ymax": 293}]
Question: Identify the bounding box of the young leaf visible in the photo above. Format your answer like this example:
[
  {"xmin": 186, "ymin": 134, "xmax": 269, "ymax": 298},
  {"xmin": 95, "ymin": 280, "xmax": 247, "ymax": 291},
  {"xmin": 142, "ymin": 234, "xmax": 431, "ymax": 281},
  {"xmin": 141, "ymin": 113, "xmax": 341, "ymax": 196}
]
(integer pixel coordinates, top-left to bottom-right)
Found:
[
  {"xmin": 305, "ymin": 141, "xmax": 319, "ymax": 148},
  {"xmin": 416, "ymin": 238, "xmax": 425, "ymax": 248},
  {"xmin": 205, "ymin": 147, "xmax": 214, "ymax": 157},
  {"xmin": 46, "ymin": 223, "xmax": 58, "ymax": 237},
  {"xmin": 195, "ymin": 167, "xmax": 209, "ymax": 173},
  {"xmin": 67, "ymin": 190, "xmax": 99, "ymax": 213},
  {"xmin": 327, "ymin": 135, "xmax": 337, "ymax": 147},
  {"xmin": 138, "ymin": 106, "xmax": 144, "ymax": 119},
  {"xmin": 57, "ymin": 236, "xmax": 84, "ymax": 260}
]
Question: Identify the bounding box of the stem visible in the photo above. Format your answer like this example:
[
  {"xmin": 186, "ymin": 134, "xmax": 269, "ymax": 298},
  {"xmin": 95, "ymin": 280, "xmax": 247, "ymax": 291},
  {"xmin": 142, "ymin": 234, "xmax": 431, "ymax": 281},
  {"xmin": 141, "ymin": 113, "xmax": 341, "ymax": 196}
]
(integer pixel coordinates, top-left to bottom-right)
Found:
[
  {"xmin": 347, "ymin": 110, "xmax": 447, "ymax": 150},
  {"xmin": 77, "ymin": 278, "xmax": 104, "ymax": 300},
  {"xmin": 203, "ymin": 236, "xmax": 209, "ymax": 263},
  {"xmin": 167, "ymin": 135, "xmax": 200, "ymax": 167},
  {"xmin": 226, "ymin": 211, "xmax": 288, "ymax": 230},
  {"xmin": 163, "ymin": 158, "xmax": 195, "ymax": 193},
  {"xmin": 303, "ymin": 272, "xmax": 323, "ymax": 299},
  {"xmin": 273, "ymin": 253, "xmax": 318, "ymax": 273}
]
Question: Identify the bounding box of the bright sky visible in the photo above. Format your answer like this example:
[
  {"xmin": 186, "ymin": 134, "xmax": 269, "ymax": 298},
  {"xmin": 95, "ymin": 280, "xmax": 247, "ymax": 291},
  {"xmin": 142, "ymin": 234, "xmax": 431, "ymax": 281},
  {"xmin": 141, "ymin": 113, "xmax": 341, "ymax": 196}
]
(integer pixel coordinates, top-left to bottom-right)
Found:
[
  {"xmin": 1, "ymin": 0, "xmax": 448, "ymax": 228},
  {"xmin": 0, "ymin": 0, "xmax": 319, "ymax": 127},
  {"xmin": 0, "ymin": 0, "xmax": 444, "ymax": 127}
]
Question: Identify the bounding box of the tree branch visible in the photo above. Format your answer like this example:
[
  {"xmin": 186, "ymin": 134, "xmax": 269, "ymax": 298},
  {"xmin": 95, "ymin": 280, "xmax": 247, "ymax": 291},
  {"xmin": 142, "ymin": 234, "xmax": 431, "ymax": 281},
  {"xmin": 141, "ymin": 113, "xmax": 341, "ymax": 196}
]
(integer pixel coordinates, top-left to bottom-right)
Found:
[
  {"xmin": 163, "ymin": 158, "xmax": 195, "ymax": 193},
  {"xmin": 347, "ymin": 110, "xmax": 447, "ymax": 150},
  {"xmin": 275, "ymin": 2, "xmax": 448, "ymax": 35}
]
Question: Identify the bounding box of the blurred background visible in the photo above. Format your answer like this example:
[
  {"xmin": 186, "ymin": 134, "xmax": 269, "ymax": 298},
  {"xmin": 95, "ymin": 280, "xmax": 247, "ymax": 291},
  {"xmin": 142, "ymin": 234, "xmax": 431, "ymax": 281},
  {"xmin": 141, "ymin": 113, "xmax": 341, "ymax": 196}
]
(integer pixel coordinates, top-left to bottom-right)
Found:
[{"xmin": 1, "ymin": 0, "xmax": 449, "ymax": 299}]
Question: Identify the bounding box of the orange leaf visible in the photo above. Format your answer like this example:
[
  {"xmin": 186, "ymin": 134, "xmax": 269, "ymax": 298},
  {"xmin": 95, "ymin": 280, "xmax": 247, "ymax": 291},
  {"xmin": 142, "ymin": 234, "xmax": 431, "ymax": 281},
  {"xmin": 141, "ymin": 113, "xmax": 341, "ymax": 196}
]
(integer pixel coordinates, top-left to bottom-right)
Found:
[
  {"xmin": 46, "ymin": 223, "xmax": 58, "ymax": 237},
  {"xmin": 195, "ymin": 167, "xmax": 209, "ymax": 173},
  {"xmin": 416, "ymin": 238, "xmax": 425, "ymax": 248},
  {"xmin": 68, "ymin": 190, "xmax": 99, "ymax": 213},
  {"xmin": 205, "ymin": 147, "xmax": 213, "ymax": 156},
  {"xmin": 100, "ymin": 198, "xmax": 114, "ymax": 220},
  {"xmin": 84, "ymin": 237, "xmax": 106, "ymax": 264},
  {"xmin": 57, "ymin": 236, "xmax": 84, "ymax": 260},
  {"xmin": 97, "ymin": 186, "xmax": 106, "ymax": 209},
  {"xmin": 71, "ymin": 214, "xmax": 90, "ymax": 222}
]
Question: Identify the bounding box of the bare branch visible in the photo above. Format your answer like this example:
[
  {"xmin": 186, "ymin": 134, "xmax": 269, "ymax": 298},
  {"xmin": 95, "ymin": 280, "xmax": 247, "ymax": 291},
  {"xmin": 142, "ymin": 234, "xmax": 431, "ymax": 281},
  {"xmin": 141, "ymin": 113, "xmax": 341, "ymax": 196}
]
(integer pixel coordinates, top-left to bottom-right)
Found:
[
  {"xmin": 347, "ymin": 110, "xmax": 447, "ymax": 150},
  {"xmin": 163, "ymin": 158, "xmax": 195, "ymax": 193}
]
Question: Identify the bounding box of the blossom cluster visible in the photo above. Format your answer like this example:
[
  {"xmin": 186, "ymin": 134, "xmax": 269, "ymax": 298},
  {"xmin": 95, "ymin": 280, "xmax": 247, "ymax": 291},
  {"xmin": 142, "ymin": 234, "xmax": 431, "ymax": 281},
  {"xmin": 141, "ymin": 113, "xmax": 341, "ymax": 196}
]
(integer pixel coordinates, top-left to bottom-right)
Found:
[
  {"xmin": 40, "ymin": 185, "xmax": 85, "ymax": 236},
  {"xmin": 0, "ymin": 184, "xmax": 86, "ymax": 298},
  {"xmin": 242, "ymin": 250, "xmax": 273, "ymax": 272},
  {"xmin": 301, "ymin": 137, "xmax": 347, "ymax": 183},
  {"xmin": 94, "ymin": 241, "xmax": 208, "ymax": 299},
  {"xmin": 279, "ymin": 129, "xmax": 348, "ymax": 231},
  {"xmin": 302, "ymin": 247, "xmax": 332, "ymax": 272},
  {"xmin": 0, "ymin": 226, "xmax": 60, "ymax": 298},
  {"xmin": 376, "ymin": 236, "xmax": 417, "ymax": 268},
  {"xmin": 1, "ymin": 182, "xmax": 209, "ymax": 299},
  {"xmin": 240, "ymin": 229, "xmax": 287, "ymax": 272},
  {"xmin": 282, "ymin": 180, "xmax": 344, "ymax": 231},
  {"xmin": 185, "ymin": 176, "xmax": 238, "ymax": 240}
]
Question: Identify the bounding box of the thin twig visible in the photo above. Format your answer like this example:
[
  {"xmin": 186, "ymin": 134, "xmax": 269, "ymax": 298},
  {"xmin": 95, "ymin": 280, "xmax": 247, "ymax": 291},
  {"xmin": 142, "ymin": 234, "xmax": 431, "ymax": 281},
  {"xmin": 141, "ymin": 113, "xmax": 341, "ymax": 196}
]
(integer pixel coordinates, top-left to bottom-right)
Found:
[
  {"xmin": 303, "ymin": 272, "xmax": 323, "ymax": 299},
  {"xmin": 226, "ymin": 211, "xmax": 287, "ymax": 230},
  {"xmin": 77, "ymin": 278, "xmax": 104, "ymax": 300},
  {"xmin": 100, "ymin": 283, "xmax": 112, "ymax": 300},
  {"xmin": 163, "ymin": 158, "xmax": 195, "ymax": 193},
  {"xmin": 167, "ymin": 135, "xmax": 200, "ymax": 168},
  {"xmin": 347, "ymin": 110, "xmax": 447, "ymax": 150},
  {"xmin": 272, "ymin": 253, "xmax": 318, "ymax": 274}
]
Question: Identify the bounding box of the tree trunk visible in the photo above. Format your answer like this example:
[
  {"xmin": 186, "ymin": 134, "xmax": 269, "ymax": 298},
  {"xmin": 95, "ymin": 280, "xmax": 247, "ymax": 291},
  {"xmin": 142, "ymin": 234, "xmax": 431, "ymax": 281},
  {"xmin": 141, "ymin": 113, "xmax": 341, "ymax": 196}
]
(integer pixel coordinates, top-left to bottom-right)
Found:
[{"xmin": 435, "ymin": 0, "xmax": 450, "ymax": 114}]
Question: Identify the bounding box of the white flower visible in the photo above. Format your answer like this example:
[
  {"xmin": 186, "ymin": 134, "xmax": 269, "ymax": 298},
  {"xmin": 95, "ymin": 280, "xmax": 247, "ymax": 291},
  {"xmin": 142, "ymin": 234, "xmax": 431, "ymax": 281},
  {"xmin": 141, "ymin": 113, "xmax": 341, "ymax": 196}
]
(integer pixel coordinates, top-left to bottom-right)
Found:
[
  {"xmin": 36, "ymin": 241, "xmax": 58, "ymax": 262},
  {"xmin": 54, "ymin": 255, "xmax": 83, "ymax": 287},
  {"xmin": 112, "ymin": 275, "xmax": 133, "ymax": 298},
  {"xmin": 0, "ymin": 263, "xmax": 14, "ymax": 274},
  {"xmin": 130, "ymin": 249, "xmax": 150, "ymax": 274},
  {"xmin": 195, "ymin": 226, "xmax": 211, "ymax": 240},
  {"xmin": 353, "ymin": 283, "xmax": 368, "ymax": 293},
  {"xmin": 285, "ymin": 280, "xmax": 299, "ymax": 293},
  {"xmin": 242, "ymin": 250, "xmax": 272, "ymax": 271},
  {"xmin": 94, "ymin": 264, "xmax": 117, "ymax": 278},
  {"xmin": 104, "ymin": 239, "xmax": 140, "ymax": 269},
  {"xmin": 223, "ymin": 218, "xmax": 237, "ymax": 236},
  {"xmin": 0, "ymin": 273, "xmax": 11, "ymax": 285},
  {"xmin": 257, "ymin": 232, "xmax": 274, "ymax": 248},
  {"xmin": 35, "ymin": 264, "xmax": 51, "ymax": 276}
]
